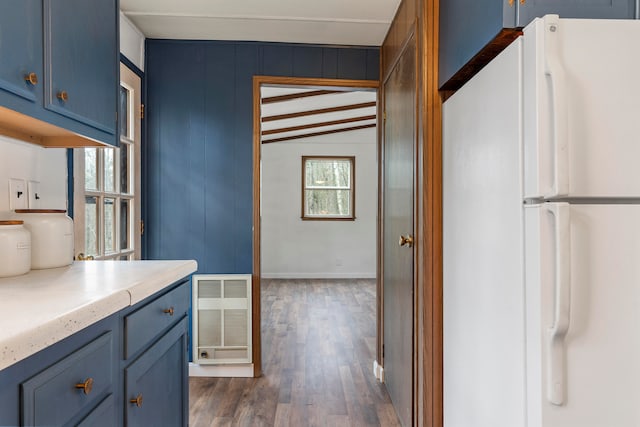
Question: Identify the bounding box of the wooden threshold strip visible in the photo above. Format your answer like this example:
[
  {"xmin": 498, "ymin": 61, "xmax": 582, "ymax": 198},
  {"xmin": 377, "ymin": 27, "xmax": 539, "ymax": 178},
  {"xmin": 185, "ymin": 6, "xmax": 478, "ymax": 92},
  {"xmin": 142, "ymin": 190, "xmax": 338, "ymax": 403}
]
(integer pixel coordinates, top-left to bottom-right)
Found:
[
  {"xmin": 262, "ymin": 123, "xmax": 376, "ymax": 144},
  {"xmin": 261, "ymin": 90, "xmax": 342, "ymax": 104},
  {"xmin": 262, "ymin": 114, "xmax": 376, "ymax": 136},
  {"xmin": 261, "ymin": 101, "xmax": 376, "ymax": 122}
]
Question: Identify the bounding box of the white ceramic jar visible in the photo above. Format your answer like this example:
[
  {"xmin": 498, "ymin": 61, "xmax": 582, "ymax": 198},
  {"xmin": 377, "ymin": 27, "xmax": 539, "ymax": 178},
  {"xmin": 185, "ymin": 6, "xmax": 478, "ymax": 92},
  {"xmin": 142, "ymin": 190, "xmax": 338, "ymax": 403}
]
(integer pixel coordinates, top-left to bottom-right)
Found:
[
  {"xmin": 14, "ymin": 209, "xmax": 74, "ymax": 269},
  {"xmin": 0, "ymin": 220, "xmax": 31, "ymax": 277}
]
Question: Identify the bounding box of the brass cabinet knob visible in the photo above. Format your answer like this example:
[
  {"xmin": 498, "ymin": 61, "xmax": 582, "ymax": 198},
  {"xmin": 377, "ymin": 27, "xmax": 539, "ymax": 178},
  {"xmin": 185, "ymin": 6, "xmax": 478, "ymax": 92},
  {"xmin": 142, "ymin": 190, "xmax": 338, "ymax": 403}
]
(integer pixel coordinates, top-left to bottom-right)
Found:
[
  {"xmin": 399, "ymin": 235, "xmax": 414, "ymax": 248},
  {"xmin": 24, "ymin": 72, "xmax": 38, "ymax": 85},
  {"xmin": 163, "ymin": 307, "xmax": 174, "ymax": 316},
  {"xmin": 130, "ymin": 394, "xmax": 143, "ymax": 407},
  {"xmin": 75, "ymin": 377, "xmax": 94, "ymax": 395},
  {"xmin": 57, "ymin": 90, "xmax": 68, "ymax": 102}
]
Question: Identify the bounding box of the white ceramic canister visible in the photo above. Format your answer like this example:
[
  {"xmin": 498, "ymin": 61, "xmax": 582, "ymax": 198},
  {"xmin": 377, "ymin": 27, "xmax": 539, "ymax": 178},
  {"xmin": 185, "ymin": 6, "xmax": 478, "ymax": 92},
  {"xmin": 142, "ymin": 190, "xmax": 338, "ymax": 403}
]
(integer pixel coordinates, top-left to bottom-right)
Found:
[
  {"xmin": 0, "ymin": 220, "xmax": 31, "ymax": 277},
  {"xmin": 14, "ymin": 209, "xmax": 74, "ymax": 269}
]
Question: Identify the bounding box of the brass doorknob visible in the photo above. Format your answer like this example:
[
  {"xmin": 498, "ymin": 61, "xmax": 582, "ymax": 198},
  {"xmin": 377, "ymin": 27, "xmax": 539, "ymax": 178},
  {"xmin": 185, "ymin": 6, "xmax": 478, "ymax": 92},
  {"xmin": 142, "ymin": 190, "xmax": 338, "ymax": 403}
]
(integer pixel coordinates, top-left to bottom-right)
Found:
[
  {"xmin": 163, "ymin": 307, "xmax": 174, "ymax": 316},
  {"xmin": 130, "ymin": 394, "xmax": 143, "ymax": 407},
  {"xmin": 76, "ymin": 253, "xmax": 95, "ymax": 261},
  {"xmin": 24, "ymin": 72, "xmax": 38, "ymax": 85},
  {"xmin": 399, "ymin": 235, "xmax": 414, "ymax": 248},
  {"xmin": 75, "ymin": 377, "xmax": 94, "ymax": 395},
  {"xmin": 57, "ymin": 90, "xmax": 68, "ymax": 102}
]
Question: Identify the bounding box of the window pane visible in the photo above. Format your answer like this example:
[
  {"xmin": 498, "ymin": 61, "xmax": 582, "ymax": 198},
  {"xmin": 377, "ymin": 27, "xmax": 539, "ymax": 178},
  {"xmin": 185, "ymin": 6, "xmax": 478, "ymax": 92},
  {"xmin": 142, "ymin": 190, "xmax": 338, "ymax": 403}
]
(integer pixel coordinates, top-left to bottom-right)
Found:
[
  {"xmin": 104, "ymin": 148, "xmax": 115, "ymax": 192},
  {"xmin": 305, "ymin": 189, "xmax": 351, "ymax": 216},
  {"xmin": 120, "ymin": 142, "xmax": 130, "ymax": 194},
  {"xmin": 85, "ymin": 196, "xmax": 98, "ymax": 256},
  {"xmin": 119, "ymin": 86, "xmax": 129, "ymax": 138},
  {"xmin": 104, "ymin": 198, "xmax": 115, "ymax": 253},
  {"xmin": 305, "ymin": 159, "xmax": 351, "ymax": 188},
  {"xmin": 84, "ymin": 149, "xmax": 97, "ymax": 191},
  {"xmin": 120, "ymin": 199, "xmax": 130, "ymax": 250}
]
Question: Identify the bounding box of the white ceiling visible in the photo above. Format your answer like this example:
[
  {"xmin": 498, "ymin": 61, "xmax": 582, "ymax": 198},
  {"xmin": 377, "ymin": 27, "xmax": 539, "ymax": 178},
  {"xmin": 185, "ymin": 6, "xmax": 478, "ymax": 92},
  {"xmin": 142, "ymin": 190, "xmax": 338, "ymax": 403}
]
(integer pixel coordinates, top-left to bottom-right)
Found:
[{"xmin": 120, "ymin": 0, "xmax": 401, "ymax": 45}]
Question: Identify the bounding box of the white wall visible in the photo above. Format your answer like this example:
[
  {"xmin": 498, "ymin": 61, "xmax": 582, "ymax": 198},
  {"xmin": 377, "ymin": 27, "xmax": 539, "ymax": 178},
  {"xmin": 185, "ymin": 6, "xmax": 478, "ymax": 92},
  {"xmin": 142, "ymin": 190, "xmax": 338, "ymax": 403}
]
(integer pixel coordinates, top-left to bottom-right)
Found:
[
  {"xmin": 261, "ymin": 127, "xmax": 377, "ymax": 279},
  {"xmin": 120, "ymin": 12, "xmax": 145, "ymax": 71},
  {"xmin": 0, "ymin": 136, "xmax": 67, "ymax": 219}
]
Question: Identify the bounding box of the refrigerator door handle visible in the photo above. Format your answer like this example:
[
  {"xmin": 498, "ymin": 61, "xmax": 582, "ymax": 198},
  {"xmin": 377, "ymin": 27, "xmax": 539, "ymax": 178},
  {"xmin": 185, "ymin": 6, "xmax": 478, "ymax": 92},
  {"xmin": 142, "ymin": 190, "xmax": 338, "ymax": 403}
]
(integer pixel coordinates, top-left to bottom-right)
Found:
[
  {"xmin": 543, "ymin": 15, "xmax": 570, "ymax": 198},
  {"xmin": 545, "ymin": 202, "xmax": 571, "ymax": 405}
]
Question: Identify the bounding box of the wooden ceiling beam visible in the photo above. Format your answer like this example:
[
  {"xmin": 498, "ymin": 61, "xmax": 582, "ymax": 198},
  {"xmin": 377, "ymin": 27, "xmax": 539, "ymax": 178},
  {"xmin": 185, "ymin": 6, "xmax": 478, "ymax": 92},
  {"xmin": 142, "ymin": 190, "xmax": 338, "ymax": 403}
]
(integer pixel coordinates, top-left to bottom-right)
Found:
[
  {"xmin": 261, "ymin": 90, "xmax": 342, "ymax": 104},
  {"xmin": 261, "ymin": 101, "xmax": 376, "ymax": 122},
  {"xmin": 262, "ymin": 114, "xmax": 376, "ymax": 136},
  {"xmin": 262, "ymin": 123, "xmax": 376, "ymax": 144}
]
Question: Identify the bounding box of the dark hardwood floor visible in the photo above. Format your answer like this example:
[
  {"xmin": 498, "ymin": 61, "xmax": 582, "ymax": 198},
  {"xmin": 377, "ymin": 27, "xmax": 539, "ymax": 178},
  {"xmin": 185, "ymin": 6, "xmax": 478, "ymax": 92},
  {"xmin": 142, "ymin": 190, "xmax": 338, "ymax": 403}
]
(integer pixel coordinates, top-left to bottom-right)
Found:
[{"xmin": 189, "ymin": 278, "xmax": 401, "ymax": 426}]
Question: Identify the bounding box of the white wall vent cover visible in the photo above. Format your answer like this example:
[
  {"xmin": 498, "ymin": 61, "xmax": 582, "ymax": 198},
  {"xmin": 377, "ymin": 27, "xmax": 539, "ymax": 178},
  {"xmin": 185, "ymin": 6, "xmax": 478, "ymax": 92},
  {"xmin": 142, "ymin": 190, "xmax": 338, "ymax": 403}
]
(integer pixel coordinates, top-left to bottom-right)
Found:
[{"xmin": 192, "ymin": 274, "xmax": 252, "ymax": 365}]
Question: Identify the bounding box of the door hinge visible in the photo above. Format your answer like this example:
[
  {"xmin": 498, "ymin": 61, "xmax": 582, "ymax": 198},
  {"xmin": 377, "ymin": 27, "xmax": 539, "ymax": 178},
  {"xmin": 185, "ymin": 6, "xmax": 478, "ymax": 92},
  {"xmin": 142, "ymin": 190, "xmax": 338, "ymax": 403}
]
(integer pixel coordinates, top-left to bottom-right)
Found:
[
  {"xmin": 140, "ymin": 220, "xmax": 144, "ymax": 235},
  {"xmin": 140, "ymin": 104, "xmax": 145, "ymax": 119},
  {"xmin": 382, "ymin": 344, "xmax": 385, "ymax": 358},
  {"xmin": 383, "ymin": 110, "xmax": 386, "ymax": 122}
]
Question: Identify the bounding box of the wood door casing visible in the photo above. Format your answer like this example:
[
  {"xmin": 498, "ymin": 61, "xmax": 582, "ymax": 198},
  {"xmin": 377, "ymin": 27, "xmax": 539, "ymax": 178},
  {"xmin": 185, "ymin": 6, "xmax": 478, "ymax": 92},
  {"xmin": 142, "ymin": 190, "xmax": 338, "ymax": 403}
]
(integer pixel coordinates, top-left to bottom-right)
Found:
[{"xmin": 382, "ymin": 35, "xmax": 416, "ymax": 427}]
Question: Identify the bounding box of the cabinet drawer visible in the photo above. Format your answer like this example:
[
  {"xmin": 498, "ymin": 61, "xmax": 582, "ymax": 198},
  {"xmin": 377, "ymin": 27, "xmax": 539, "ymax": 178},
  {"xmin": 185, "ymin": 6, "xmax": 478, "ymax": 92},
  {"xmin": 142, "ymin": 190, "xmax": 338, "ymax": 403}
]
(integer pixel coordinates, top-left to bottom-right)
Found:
[
  {"xmin": 124, "ymin": 281, "xmax": 190, "ymax": 359},
  {"xmin": 21, "ymin": 332, "xmax": 113, "ymax": 427}
]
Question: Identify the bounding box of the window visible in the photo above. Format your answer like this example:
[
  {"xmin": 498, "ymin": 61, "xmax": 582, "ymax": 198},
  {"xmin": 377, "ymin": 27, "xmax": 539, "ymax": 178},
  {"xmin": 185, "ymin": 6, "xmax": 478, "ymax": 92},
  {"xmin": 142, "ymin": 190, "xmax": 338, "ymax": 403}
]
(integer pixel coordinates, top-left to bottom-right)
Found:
[
  {"xmin": 73, "ymin": 63, "xmax": 141, "ymax": 260},
  {"xmin": 302, "ymin": 156, "xmax": 355, "ymax": 220}
]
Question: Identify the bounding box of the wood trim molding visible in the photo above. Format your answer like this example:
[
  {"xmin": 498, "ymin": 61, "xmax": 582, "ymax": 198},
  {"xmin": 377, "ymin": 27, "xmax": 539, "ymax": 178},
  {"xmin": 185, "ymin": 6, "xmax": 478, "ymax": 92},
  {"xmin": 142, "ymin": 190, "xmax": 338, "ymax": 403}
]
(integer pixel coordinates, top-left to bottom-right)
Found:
[
  {"xmin": 262, "ymin": 123, "xmax": 376, "ymax": 144},
  {"xmin": 420, "ymin": 0, "xmax": 443, "ymax": 424},
  {"xmin": 261, "ymin": 89, "xmax": 341, "ymax": 104},
  {"xmin": 261, "ymin": 114, "xmax": 376, "ymax": 136},
  {"xmin": 262, "ymin": 102, "xmax": 376, "ymax": 123},
  {"xmin": 252, "ymin": 75, "xmax": 379, "ymax": 379}
]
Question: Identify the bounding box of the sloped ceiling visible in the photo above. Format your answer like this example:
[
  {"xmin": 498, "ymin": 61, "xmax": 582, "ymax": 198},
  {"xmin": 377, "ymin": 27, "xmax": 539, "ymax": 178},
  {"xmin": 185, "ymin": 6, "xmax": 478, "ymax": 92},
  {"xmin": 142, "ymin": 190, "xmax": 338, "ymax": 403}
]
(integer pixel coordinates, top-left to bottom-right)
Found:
[
  {"xmin": 120, "ymin": 0, "xmax": 401, "ymax": 46},
  {"xmin": 260, "ymin": 87, "xmax": 377, "ymax": 144}
]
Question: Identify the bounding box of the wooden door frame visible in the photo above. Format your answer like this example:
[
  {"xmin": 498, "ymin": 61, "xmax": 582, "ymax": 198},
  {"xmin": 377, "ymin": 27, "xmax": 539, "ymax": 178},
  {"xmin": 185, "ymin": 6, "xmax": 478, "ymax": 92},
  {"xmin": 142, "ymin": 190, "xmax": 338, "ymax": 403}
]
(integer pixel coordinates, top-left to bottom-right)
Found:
[{"xmin": 252, "ymin": 76, "xmax": 379, "ymax": 377}]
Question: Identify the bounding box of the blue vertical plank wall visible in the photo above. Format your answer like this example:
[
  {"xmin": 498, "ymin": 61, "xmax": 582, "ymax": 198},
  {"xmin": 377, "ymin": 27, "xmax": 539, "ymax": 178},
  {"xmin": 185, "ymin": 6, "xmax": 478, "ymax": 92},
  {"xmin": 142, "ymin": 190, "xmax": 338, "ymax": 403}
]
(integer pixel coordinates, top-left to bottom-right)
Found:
[{"xmin": 145, "ymin": 41, "xmax": 379, "ymax": 273}]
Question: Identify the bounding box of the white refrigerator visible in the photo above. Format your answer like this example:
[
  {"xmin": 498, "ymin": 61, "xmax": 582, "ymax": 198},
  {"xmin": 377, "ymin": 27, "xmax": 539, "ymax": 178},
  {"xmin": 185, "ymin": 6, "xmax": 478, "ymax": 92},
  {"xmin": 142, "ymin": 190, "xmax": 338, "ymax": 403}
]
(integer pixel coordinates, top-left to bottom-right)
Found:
[{"xmin": 443, "ymin": 15, "xmax": 640, "ymax": 427}]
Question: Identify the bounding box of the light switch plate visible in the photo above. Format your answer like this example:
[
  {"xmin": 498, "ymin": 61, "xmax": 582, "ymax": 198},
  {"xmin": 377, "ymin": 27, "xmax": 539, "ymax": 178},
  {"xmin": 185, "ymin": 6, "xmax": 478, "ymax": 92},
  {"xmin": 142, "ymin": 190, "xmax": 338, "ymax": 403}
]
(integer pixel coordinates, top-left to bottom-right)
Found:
[
  {"xmin": 9, "ymin": 178, "xmax": 27, "ymax": 210},
  {"xmin": 28, "ymin": 181, "xmax": 40, "ymax": 209}
]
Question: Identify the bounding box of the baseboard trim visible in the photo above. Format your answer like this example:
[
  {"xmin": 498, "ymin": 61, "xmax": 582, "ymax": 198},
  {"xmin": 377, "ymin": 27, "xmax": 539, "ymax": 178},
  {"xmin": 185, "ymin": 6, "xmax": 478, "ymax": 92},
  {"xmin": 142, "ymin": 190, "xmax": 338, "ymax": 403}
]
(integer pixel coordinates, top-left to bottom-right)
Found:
[
  {"xmin": 260, "ymin": 273, "xmax": 376, "ymax": 279},
  {"xmin": 189, "ymin": 363, "xmax": 254, "ymax": 378},
  {"xmin": 373, "ymin": 360, "xmax": 384, "ymax": 383}
]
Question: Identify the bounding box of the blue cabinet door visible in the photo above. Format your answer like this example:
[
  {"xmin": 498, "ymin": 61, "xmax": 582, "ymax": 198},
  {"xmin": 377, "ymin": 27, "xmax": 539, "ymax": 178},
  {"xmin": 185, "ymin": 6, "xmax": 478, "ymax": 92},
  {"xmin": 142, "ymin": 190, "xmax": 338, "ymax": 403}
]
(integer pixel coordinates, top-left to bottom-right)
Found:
[
  {"xmin": 439, "ymin": 0, "xmax": 636, "ymax": 89},
  {"xmin": 518, "ymin": 0, "xmax": 636, "ymax": 25},
  {"xmin": 0, "ymin": 0, "xmax": 42, "ymax": 103},
  {"xmin": 43, "ymin": 0, "xmax": 118, "ymax": 139},
  {"xmin": 125, "ymin": 317, "xmax": 189, "ymax": 427}
]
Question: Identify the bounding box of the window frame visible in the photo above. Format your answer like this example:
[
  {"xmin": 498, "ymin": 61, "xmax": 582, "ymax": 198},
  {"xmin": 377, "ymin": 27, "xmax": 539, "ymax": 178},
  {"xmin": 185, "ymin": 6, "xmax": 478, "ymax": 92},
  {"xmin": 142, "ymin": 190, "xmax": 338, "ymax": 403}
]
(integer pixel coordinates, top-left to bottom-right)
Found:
[
  {"xmin": 72, "ymin": 62, "xmax": 141, "ymax": 260},
  {"xmin": 301, "ymin": 155, "xmax": 356, "ymax": 221}
]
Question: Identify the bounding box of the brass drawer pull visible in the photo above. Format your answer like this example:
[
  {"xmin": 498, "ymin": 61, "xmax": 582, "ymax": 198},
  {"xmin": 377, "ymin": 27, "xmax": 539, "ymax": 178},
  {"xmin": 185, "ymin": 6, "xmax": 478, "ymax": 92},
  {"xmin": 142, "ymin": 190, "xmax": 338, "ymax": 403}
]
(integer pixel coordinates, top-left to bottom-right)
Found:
[
  {"xmin": 130, "ymin": 393, "xmax": 143, "ymax": 407},
  {"xmin": 24, "ymin": 72, "xmax": 38, "ymax": 85},
  {"xmin": 163, "ymin": 307, "xmax": 174, "ymax": 316},
  {"xmin": 57, "ymin": 90, "xmax": 68, "ymax": 102},
  {"xmin": 75, "ymin": 377, "xmax": 94, "ymax": 395}
]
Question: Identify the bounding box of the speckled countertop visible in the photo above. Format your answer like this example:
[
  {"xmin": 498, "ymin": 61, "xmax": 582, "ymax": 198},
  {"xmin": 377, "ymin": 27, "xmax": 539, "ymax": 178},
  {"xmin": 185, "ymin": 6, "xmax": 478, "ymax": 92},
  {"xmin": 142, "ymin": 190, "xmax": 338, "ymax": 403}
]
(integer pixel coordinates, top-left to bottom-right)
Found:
[{"xmin": 0, "ymin": 260, "xmax": 197, "ymax": 371}]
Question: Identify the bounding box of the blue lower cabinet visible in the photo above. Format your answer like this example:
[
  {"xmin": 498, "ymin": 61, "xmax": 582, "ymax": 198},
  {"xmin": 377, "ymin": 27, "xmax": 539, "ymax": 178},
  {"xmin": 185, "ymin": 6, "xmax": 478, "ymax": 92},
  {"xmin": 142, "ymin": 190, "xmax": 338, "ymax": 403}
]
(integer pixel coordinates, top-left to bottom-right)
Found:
[
  {"xmin": 125, "ymin": 317, "xmax": 189, "ymax": 427},
  {"xmin": 21, "ymin": 332, "xmax": 114, "ymax": 427},
  {"xmin": 0, "ymin": 278, "xmax": 191, "ymax": 426},
  {"xmin": 77, "ymin": 394, "xmax": 118, "ymax": 427}
]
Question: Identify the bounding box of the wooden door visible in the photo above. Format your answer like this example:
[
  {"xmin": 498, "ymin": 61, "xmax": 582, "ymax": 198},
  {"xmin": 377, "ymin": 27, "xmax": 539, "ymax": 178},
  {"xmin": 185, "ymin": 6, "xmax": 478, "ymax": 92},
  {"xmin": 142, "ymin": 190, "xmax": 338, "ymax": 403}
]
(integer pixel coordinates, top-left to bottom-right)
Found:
[{"xmin": 382, "ymin": 36, "xmax": 416, "ymax": 427}]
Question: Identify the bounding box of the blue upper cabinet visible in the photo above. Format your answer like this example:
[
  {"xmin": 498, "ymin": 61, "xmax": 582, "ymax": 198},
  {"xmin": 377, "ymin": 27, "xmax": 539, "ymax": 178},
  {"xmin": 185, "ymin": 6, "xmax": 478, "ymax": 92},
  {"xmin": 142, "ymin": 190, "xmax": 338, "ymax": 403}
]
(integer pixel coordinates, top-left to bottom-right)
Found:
[
  {"xmin": 439, "ymin": 0, "xmax": 636, "ymax": 90},
  {"xmin": 44, "ymin": 0, "xmax": 118, "ymax": 140},
  {"xmin": 0, "ymin": 0, "xmax": 118, "ymax": 147},
  {"xmin": 0, "ymin": 1, "xmax": 43, "ymax": 104}
]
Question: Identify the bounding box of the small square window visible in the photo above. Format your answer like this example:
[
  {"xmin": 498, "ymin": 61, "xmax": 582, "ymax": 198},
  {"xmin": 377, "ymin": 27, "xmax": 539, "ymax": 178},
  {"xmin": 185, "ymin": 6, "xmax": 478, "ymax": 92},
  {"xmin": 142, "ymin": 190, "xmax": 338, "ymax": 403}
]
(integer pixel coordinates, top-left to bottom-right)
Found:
[{"xmin": 302, "ymin": 156, "xmax": 355, "ymax": 220}]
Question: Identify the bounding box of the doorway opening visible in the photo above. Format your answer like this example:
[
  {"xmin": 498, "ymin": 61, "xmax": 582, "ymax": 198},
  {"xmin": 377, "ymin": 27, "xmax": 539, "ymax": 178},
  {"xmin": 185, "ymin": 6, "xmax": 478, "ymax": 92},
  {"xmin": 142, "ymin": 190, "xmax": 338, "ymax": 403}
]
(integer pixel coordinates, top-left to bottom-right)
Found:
[{"xmin": 252, "ymin": 76, "xmax": 381, "ymax": 379}]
